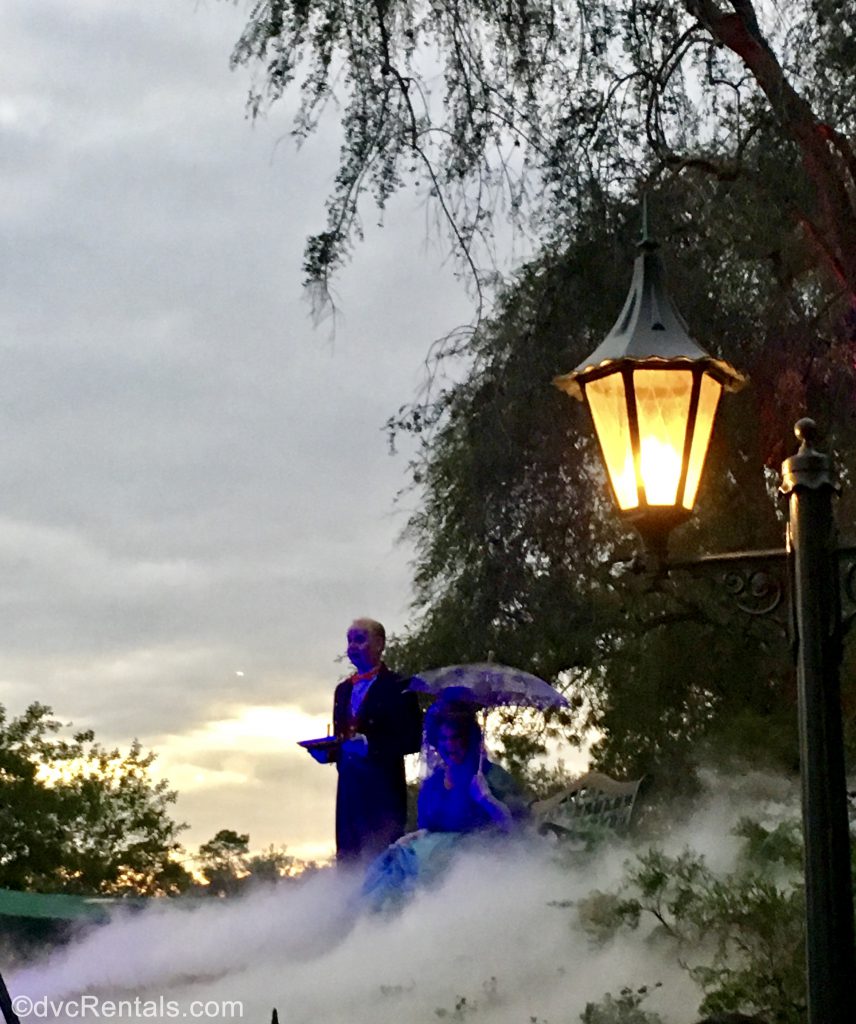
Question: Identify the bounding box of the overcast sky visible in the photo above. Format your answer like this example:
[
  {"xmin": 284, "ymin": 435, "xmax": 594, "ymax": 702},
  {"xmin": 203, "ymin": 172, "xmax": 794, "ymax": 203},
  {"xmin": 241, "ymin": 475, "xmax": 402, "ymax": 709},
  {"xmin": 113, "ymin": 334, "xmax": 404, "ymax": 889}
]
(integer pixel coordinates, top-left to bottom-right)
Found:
[{"xmin": 0, "ymin": 0, "xmax": 483, "ymax": 860}]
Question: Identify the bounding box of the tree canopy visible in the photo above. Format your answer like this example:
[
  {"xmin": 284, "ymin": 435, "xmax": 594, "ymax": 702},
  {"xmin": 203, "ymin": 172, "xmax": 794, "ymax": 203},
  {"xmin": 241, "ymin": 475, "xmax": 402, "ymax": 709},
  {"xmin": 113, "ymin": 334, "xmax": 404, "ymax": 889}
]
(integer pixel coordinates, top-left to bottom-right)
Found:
[
  {"xmin": 195, "ymin": 828, "xmax": 306, "ymax": 896},
  {"xmin": 230, "ymin": 0, "xmax": 856, "ymax": 305},
  {"xmin": 0, "ymin": 703, "xmax": 191, "ymax": 896}
]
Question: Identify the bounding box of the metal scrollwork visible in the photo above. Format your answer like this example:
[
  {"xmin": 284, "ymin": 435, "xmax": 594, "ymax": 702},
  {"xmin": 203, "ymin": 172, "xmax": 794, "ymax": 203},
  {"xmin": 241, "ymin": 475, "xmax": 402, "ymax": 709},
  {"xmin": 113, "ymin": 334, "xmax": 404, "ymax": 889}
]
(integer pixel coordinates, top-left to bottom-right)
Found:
[
  {"xmin": 662, "ymin": 544, "xmax": 856, "ymax": 636},
  {"xmin": 663, "ymin": 548, "xmax": 790, "ymax": 634},
  {"xmin": 722, "ymin": 567, "xmax": 785, "ymax": 617}
]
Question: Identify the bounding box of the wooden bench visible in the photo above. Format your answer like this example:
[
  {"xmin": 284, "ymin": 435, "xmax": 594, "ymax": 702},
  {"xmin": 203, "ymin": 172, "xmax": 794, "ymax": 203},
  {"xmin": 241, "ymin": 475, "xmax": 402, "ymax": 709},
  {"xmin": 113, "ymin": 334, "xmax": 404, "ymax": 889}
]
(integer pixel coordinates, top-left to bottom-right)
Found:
[{"xmin": 531, "ymin": 771, "xmax": 645, "ymax": 842}]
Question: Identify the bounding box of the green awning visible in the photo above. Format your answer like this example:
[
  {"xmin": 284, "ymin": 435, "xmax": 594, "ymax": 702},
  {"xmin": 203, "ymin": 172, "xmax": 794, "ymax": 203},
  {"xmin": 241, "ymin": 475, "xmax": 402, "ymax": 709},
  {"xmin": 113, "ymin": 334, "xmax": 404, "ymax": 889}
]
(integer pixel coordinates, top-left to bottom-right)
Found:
[{"xmin": 0, "ymin": 888, "xmax": 122, "ymax": 922}]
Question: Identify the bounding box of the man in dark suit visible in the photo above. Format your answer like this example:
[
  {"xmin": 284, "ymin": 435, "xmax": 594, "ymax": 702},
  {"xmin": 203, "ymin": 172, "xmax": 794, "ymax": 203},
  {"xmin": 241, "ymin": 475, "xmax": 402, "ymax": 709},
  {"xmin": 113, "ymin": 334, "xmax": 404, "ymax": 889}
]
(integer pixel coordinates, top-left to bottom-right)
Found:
[{"xmin": 332, "ymin": 618, "xmax": 423, "ymax": 864}]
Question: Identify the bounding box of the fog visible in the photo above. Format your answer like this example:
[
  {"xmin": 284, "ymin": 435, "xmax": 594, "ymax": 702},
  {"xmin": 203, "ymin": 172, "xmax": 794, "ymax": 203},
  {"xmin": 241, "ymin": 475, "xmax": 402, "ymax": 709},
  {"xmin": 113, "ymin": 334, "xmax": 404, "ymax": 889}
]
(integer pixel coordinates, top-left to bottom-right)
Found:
[{"xmin": 8, "ymin": 771, "xmax": 800, "ymax": 1024}]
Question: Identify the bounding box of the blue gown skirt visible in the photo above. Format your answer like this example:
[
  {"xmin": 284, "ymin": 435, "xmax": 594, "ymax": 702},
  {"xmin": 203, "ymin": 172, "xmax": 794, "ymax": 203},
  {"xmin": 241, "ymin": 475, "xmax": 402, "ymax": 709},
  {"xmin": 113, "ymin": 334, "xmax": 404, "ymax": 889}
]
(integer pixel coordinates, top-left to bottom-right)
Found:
[{"xmin": 360, "ymin": 831, "xmax": 466, "ymax": 911}]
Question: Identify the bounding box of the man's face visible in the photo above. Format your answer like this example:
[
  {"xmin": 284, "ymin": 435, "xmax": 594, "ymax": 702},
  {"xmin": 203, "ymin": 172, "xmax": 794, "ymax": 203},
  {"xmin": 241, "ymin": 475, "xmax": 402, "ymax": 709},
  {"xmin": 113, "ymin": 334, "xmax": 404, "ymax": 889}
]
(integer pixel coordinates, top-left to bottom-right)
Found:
[{"xmin": 347, "ymin": 623, "xmax": 384, "ymax": 672}]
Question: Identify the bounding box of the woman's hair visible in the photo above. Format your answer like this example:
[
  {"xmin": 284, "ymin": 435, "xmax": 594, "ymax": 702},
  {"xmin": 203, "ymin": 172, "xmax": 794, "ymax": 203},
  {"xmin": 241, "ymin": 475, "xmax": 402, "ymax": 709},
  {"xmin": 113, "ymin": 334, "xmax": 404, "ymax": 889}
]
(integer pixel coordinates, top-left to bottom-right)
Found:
[{"xmin": 424, "ymin": 697, "xmax": 482, "ymax": 752}]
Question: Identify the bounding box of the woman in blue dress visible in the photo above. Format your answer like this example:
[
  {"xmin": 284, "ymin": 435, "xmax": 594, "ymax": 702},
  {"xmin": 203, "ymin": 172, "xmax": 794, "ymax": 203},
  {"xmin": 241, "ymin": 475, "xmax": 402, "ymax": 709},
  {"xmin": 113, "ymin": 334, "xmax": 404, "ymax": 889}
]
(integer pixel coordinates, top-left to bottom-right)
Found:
[
  {"xmin": 361, "ymin": 697, "xmax": 526, "ymax": 909},
  {"xmin": 417, "ymin": 700, "xmax": 525, "ymax": 833}
]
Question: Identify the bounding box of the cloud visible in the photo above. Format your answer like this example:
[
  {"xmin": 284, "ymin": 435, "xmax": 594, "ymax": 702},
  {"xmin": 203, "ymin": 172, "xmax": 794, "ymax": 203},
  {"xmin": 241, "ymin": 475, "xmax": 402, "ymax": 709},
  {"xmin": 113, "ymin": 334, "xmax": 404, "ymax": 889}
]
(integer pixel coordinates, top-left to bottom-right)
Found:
[{"xmin": 0, "ymin": 0, "xmax": 478, "ymax": 855}]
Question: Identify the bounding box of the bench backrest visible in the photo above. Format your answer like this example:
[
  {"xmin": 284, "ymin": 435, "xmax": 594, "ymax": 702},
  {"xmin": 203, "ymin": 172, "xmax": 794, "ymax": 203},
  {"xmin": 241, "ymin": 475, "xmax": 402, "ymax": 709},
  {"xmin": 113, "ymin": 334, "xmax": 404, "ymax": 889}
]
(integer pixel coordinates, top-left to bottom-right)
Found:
[{"xmin": 531, "ymin": 771, "xmax": 644, "ymax": 839}]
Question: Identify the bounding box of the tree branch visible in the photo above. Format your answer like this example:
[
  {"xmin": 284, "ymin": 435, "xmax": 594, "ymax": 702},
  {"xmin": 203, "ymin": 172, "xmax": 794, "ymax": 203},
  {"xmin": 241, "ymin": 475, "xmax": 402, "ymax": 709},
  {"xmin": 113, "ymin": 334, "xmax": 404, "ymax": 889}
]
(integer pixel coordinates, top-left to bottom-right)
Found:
[{"xmin": 685, "ymin": 0, "xmax": 856, "ymax": 295}]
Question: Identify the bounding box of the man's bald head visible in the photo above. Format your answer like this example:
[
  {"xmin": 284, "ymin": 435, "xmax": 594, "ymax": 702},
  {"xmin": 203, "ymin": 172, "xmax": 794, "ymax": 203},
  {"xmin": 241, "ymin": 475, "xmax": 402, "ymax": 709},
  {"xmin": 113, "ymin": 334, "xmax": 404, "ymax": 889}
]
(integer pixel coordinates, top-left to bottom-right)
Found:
[{"xmin": 351, "ymin": 618, "xmax": 385, "ymax": 645}]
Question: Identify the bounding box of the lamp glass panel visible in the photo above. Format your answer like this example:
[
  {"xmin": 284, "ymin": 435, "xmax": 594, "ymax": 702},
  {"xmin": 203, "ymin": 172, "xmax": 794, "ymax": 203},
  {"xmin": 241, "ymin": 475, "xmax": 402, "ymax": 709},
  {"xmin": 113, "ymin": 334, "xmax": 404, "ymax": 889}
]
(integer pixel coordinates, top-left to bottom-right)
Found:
[
  {"xmin": 681, "ymin": 372, "xmax": 722, "ymax": 509},
  {"xmin": 585, "ymin": 372, "xmax": 638, "ymax": 510},
  {"xmin": 632, "ymin": 368, "xmax": 693, "ymax": 506}
]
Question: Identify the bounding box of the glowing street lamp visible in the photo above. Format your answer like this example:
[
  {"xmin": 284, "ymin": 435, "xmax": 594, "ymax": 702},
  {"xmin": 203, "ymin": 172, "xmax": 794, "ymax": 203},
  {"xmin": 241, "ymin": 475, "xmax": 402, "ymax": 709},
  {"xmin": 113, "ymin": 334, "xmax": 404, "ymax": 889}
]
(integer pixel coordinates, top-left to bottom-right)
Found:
[
  {"xmin": 555, "ymin": 216, "xmax": 855, "ymax": 1024},
  {"xmin": 553, "ymin": 222, "xmax": 745, "ymax": 560}
]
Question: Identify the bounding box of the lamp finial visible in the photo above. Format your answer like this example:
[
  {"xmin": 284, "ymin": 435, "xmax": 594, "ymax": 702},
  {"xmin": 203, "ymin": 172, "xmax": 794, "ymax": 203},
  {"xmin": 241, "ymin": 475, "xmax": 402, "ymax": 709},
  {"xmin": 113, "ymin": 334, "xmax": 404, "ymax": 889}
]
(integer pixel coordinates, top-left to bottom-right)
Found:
[{"xmin": 795, "ymin": 417, "xmax": 819, "ymax": 450}]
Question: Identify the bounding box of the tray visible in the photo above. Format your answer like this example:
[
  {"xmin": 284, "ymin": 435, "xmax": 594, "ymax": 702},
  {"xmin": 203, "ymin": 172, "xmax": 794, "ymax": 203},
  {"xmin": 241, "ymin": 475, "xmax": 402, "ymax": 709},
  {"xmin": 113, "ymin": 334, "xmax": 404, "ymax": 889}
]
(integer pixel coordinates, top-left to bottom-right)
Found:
[{"xmin": 297, "ymin": 736, "xmax": 339, "ymax": 764}]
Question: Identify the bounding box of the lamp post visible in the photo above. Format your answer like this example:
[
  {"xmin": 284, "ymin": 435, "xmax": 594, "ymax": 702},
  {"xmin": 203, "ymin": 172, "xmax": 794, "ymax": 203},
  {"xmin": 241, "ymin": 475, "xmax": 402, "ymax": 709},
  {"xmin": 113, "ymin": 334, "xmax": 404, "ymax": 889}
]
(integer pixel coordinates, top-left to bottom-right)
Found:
[
  {"xmin": 555, "ymin": 221, "xmax": 855, "ymax": 1023},
  {"xmin": 781, "ymin": 422, "xmax": 856, "ymax": 1020}
]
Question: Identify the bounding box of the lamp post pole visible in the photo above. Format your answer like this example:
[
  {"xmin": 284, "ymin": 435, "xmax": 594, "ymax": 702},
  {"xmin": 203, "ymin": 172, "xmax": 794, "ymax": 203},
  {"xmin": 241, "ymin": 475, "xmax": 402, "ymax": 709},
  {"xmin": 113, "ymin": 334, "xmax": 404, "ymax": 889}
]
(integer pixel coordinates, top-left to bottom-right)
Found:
[{"xmin": 781, "ymin": 419, "xmax": 856, "ymax": 1024}]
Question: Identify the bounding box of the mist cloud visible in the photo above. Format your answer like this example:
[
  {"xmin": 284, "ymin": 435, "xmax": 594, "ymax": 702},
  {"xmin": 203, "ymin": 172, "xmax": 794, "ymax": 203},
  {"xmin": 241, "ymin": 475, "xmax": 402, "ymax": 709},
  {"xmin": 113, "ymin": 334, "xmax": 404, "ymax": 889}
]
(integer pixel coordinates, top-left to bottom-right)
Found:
[{"xmin": 10, "ymin": 776, "xmax": 801, "ymax": 1023}]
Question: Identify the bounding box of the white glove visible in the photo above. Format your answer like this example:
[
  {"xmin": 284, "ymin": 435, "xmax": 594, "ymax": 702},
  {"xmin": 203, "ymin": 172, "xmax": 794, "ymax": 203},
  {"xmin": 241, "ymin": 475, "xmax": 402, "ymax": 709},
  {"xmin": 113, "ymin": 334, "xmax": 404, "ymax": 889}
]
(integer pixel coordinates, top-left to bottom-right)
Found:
[
  {"xmin": 341, "ymin": 733, "xmax": 369, "ymax": 757},
  {"xmin": 394, "ymin": 829, "xmax": 428, "ymax": 847}
]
